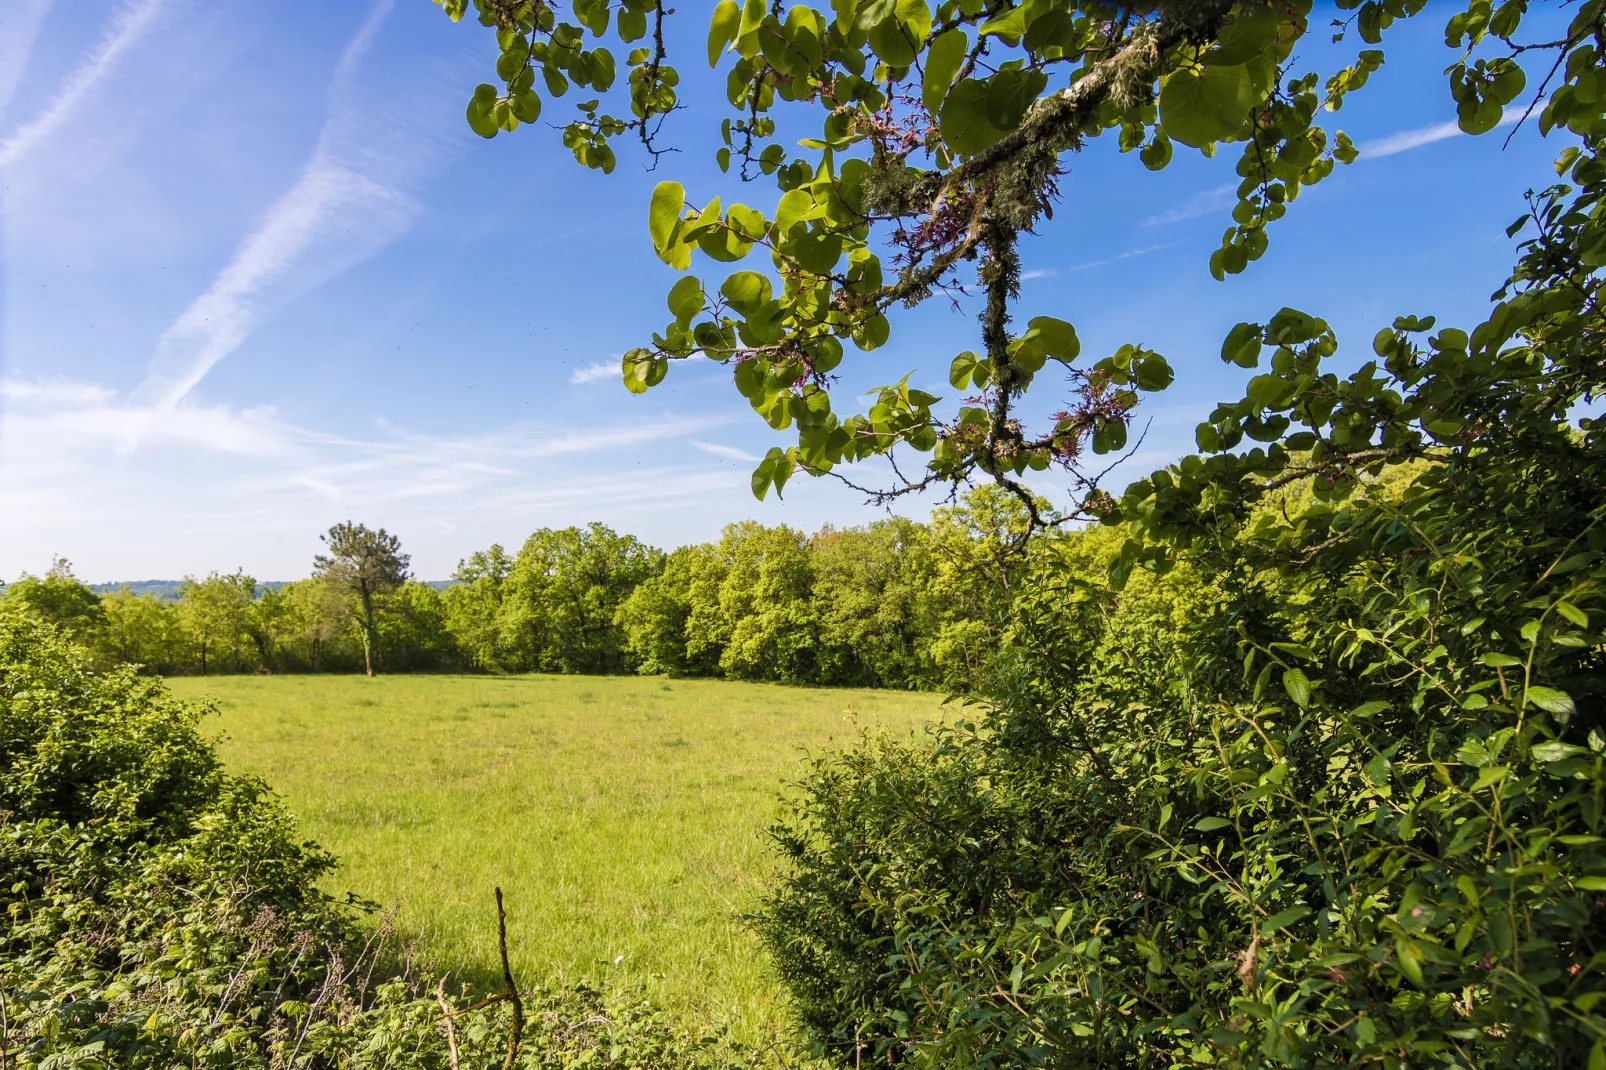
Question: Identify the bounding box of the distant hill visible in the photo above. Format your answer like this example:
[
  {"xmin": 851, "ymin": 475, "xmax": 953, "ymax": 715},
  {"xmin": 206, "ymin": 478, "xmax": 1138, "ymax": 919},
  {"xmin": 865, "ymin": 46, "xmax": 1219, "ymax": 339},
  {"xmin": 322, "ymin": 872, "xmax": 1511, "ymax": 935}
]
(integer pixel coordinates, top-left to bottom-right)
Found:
[
  {"xmin": 89, "ymin": 580, "xmax": 186, "ymax": 601},
  {"xmin": 90, "ymin": 579, "xmax": 454, "ymax": 601}
]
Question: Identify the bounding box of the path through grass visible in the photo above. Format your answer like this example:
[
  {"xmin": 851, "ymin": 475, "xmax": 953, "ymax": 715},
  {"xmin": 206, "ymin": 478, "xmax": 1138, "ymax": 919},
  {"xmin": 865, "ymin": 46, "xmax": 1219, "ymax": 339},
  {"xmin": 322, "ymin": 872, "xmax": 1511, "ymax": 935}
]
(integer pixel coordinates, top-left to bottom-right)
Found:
[{"xmin": 168, "ymin": 674, "xmax": 945, "ymax": 1043}]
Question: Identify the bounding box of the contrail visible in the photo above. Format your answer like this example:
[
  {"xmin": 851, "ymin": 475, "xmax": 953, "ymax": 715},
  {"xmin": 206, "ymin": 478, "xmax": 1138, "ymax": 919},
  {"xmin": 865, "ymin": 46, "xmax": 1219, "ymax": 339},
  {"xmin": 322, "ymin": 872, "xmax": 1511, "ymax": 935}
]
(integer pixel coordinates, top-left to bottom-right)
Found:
[
  {"xmin": 135, "ymin": 0, "xmax": 417, "ymax": 412},
  {"xmin": 1358, "ymin": 104, "xmax": 1526, "ymax": 159},
  {"xmin": 0, "ymin": 0, "xmax": 160, "ymax": 169}
]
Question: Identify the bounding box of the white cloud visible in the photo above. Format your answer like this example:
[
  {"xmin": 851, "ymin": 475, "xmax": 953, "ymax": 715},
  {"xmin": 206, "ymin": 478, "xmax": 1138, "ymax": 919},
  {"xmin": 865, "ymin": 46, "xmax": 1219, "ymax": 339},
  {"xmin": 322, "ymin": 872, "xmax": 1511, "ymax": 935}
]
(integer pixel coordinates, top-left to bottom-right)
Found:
[
  {"xmin": 1019, "ymin": 268, "xmax": 1055, "ymax": 280},
  {"xmin": 689, "ymin": 440, "xmax": 759, "ymax": 462},
  {"xmin": 0, "ymin": 0, "xmax": 160, "ymax": 169},
  {"xmin": 1357, "ymin": 103, "xmax": 1526, "ymax": 159},
  {"xmin": 1067, "ymin": 242, "xmax": 1177, "ymax": 272},
  {"xmin": 570, "ymin": 360, "xmax": 617, "ymax": 385},
  {"xmin": 134, "ymin": 0, "xmax": 456, "ymax": 412},
  {"xmin": 0, "ymin": 374, "xmax": 752, "ymax": 578},
  {"xmin": 1143, "ymin": 183, "xmax": 1236, "ymax": 227}
]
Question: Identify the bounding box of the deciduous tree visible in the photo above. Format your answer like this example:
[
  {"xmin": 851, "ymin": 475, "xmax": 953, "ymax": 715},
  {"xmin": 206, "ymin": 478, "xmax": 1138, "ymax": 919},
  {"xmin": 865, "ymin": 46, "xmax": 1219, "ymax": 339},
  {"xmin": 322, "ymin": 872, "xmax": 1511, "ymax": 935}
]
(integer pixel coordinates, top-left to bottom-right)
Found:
[
  {"xmin": 178, "ymin": 570, "xmax": 257, "ymax": 675},
  {"xmin": 431, "ymin": 0, "xmax": 1518, "ymax": 533},
  {"xmin": 2, "ymin": 557, "xmax": 104, "ymax": 638},
  {"xmin": 499, "ymin": 523, "xmax": 663, "ymax": 674}
]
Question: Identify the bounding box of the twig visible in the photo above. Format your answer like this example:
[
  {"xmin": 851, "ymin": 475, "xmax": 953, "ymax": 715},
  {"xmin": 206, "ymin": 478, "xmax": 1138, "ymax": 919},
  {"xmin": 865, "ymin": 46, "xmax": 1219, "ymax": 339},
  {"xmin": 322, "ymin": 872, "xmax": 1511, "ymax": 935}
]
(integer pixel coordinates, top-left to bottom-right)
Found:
[
  {"xmin": 436, "ymin": 982, "xmax": 461, "ymax": 1070},
  {"xmin": 496, "ymin": 887, "xmax": 524, "ymax": 1070}
]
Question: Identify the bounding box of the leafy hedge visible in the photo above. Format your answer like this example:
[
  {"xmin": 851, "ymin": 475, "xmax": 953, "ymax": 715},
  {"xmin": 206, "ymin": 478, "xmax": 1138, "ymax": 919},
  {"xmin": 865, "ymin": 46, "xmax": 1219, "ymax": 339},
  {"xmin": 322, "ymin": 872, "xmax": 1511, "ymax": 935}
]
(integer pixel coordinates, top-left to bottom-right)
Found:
[{"xmin": 0, "ymin": 605, "xmax": 755, "ymax": 1069}]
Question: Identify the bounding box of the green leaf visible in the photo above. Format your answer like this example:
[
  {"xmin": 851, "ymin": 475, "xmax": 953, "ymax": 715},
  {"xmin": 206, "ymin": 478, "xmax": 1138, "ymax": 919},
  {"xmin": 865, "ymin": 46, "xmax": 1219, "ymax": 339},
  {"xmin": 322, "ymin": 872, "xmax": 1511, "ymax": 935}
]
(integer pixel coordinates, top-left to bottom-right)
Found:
[
  {"xmin": 1526, "ymin": 686, "xmax": 1576, "ymax": 717},
  {"xmin": 949, "ymin": 351, "xmax": 982, "ymax": 390},
  {"xmin": 1159, "ymin": 63, "xmax": 1258, "ymax": 148},
  {"xmin": 1394, "ymin": 936, "xmax": 1424, "ymax": 985},
  {"xmin": 940, "ymin": 79, "xmax": 1007, "ymax": 154},
  {"xmin": 1532, "ymin": 741, "xmax": 1588, "ymax": 762},
  {"xmin": 466, "ymin": 83, "xmax": 500, "ymax": 138},
  {"xmin": 1020, "ymin": 316, "xmax": 1079, "ymax": 362},
  {"xmin": 772, "ymin": 188, "xmax": 814, "ymax": 240},
  {"xmin": 1139, "ymin": 132, "xmax": 1173, "ymax": 170},
  {"xmin": 1282, "ymin": 668, "xmax": 1311, "ymax": 707},
  {"xmin": 867, "ymin": 13, "xmax": 916, "ymax": 66},
  {"xmin": 977, "ymin": 6, "xmax": 1025, "ymax": 44},
  {"xmin": 1133, "ymin": 353, "xmax": 1174, "ymax": 391},
  {"xmin": 1556, "ymin": 601, "xmax": 1589, "ymax": 628},
  {"xmin": 666, "ymin": 276, "xmax": 703, "ymax": 325},
  {"xmin": 1578, "ymin": 877, "xmax": 1606, "ymax": 892},
  {"xmin": 852, "ymin": 314, "xmax": 890, "ymax": 351},
  {"xmin": 708, "ymin": 0, "xmax": 741, "ymax": 65},
  {"xmin": 649, "ymin": 182, "xmax": 685, "ymax": 258},
  {"xmin": 922, "ymin": 29, "xmax": 967, "ymax": 111},
  {"xmin": 1204, "ymin": 5, "xmax": 1280, "ymax": 66},
  {"xmin": 1195, "ymin": 816, "xmax": 1232, "ymax": 832},
  {"xmin": 986, "ymin": 68, "xmax": 1047, "ymax": 131},
  {"xmin": 621, "ymin": 348, "xmax": 668, "ymax": 394},
  {"xmin": 720, "ymin": 271, "xmax": 772, "ymax": 316},
  {"xmin": 1263, "ymin": 905, "xmax": 1311, "ymax": 931},
  {"xmin": 737, "ymin": 0, "xmax": 767, "ymax": 49},
  {"xmin": 1221, "ymin": 322, "xmax": 1263, "ymax": 367},
  {"xmin": 696, "ymin": 212, "xmax": 755, "ymax": 262},
  {"xmin": 751, "ymin": 446, "xmax": 794, "ymax": 500},
  {"xmin": 510, "ymin": 90, "xmax": 541, "ymax": 123}
]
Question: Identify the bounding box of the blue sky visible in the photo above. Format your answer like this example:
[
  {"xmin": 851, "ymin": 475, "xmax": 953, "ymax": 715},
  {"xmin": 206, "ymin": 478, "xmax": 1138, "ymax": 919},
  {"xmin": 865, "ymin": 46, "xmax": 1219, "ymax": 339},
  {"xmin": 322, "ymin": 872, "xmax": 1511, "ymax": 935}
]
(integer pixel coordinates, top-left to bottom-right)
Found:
[{"xmin": 0, "ymin": 1, "xmax": 1569, "ymax": 581}]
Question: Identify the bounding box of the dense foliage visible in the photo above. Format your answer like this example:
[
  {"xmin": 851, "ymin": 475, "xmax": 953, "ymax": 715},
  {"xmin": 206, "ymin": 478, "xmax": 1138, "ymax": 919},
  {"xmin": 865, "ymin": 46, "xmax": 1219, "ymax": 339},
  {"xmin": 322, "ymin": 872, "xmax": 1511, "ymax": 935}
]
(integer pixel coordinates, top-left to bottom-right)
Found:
[
  {"xmin": 747, "ymin": 6, "xmax": 1606, "ymax": 1068},
  {"xmin": 0, "ymin": 604, "xmax": 764, "ymax": 1068},
  {"xmin": 7, "ymin": 495, "xmax": 1046, "ymax": 689},
  {"xmin": 3, "ymin": 563, "xmax": 463, "ymax": 677}
]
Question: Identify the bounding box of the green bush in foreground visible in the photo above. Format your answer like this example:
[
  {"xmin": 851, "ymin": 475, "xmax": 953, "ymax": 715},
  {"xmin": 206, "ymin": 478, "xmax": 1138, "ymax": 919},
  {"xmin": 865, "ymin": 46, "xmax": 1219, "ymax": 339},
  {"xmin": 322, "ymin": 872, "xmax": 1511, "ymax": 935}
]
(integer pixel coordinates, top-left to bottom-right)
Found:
[
  {"xmin": 0, "ymin": 606, "xmax": 756, "ymax": 1069},
  {"xmin": 757, "ymin": 10, "xmax": 1606, "ymax": 1065}
]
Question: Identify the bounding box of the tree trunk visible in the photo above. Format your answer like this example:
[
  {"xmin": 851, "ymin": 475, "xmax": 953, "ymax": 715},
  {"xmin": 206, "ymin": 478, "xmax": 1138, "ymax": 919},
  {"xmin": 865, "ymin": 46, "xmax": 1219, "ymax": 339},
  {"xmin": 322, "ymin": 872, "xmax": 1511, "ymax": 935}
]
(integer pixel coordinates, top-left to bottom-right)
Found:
[{"xmin": 361, "ymin": 585, "xmax": 376, "ymax": 677}]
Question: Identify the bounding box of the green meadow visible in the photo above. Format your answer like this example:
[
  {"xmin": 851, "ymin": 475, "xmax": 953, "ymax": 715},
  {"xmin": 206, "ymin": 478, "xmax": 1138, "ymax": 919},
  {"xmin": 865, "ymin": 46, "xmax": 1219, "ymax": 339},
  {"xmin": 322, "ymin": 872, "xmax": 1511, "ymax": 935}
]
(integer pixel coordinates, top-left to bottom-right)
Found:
[{"xmin": 167, "ymin": 673, "xmax": 947, "ymax": 1042}]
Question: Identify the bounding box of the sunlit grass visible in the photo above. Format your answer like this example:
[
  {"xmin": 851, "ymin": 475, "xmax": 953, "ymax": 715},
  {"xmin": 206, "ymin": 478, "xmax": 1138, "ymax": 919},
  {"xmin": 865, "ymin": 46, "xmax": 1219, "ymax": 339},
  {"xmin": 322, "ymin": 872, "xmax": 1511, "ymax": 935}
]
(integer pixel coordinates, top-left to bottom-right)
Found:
[{"xmin": 167, "ymin": 673, "xmax": 946, "ymax": 1043}]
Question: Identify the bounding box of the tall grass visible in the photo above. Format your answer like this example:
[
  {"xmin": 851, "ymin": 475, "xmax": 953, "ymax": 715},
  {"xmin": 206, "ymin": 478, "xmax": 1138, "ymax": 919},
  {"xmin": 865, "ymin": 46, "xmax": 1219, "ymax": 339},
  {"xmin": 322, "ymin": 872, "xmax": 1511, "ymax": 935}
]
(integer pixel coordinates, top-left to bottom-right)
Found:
[{"xmin": 168, "ymin": 673, "xmax": 946, "ymax": 1043}]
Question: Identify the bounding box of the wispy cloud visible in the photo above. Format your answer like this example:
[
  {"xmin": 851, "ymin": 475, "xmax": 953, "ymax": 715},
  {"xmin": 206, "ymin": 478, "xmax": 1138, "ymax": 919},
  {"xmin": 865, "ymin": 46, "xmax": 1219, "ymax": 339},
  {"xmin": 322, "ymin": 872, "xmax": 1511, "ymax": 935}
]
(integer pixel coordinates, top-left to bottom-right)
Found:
[
  {"xmin": 0, "ymin": 0, "xmax": 55, "ymax": 125},
  {"xmin": 1019, "ymin": 268, "xmax": 1056, "ymax": 281},
  {"xmin": 1145, "ymin": 106, "xmax": 1532, "ymax": 229},
  {"xmin": 570, "ymin": 360, "xmax": 617, "ymax": 385},
  {"xmin": 689, "ymin": 440, "xmax": 759, "ymax": 462},
  {"xmin": 0, "ymin": 374, "xmax": 748, "ymax": 577},
  {"xmin": 1067, "ymin": 242, "xmax": 1178, "ymax": 272},
  {"xmin": 0, "ymin": 0, "xmax": 160, "ymax": 169},
  {"xmin": 135, "ymin": 0, "xmax": 453, "ymax": 411},
  {"xmin": 1143, "ymin": 183, "xmax": 1236, "ymax": 227},
  {"xmin": 1357, "ymin": 103, "xmax": 1526, "ymax": 159}
]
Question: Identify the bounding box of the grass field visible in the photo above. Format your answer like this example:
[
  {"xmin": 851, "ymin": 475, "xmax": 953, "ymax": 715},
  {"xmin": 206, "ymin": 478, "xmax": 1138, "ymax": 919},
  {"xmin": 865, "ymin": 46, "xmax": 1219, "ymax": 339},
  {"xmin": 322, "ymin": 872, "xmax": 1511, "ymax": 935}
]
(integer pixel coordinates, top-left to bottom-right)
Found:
[{"xmin": 167, "ymin": 673, "xmax": 946, "ymax": 1042}]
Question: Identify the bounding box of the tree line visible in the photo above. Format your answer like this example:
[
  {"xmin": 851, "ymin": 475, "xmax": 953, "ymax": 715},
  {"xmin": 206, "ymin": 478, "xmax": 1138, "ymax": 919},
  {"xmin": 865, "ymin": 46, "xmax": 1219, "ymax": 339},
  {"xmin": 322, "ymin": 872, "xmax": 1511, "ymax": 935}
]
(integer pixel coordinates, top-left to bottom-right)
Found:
[{"xmin": 2, "ymin": 489, "xmax": 1043, "ymax": 688}]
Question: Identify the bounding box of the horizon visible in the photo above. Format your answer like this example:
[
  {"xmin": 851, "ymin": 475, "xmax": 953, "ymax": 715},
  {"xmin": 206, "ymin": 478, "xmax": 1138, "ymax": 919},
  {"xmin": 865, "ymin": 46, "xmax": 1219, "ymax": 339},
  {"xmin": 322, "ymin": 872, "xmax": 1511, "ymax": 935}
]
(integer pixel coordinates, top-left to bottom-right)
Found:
[{"xmin": 1, "ymin": 1, "xmax": 1570, "ymax": 583}]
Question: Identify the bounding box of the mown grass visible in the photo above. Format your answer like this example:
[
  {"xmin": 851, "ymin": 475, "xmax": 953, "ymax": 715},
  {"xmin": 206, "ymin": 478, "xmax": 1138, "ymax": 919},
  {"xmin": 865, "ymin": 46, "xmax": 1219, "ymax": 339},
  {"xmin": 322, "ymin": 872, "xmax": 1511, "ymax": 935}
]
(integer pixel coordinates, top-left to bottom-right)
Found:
[{"xmin": 167, "ymin": 673, "xmax": 946, "ymax": 1043}]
